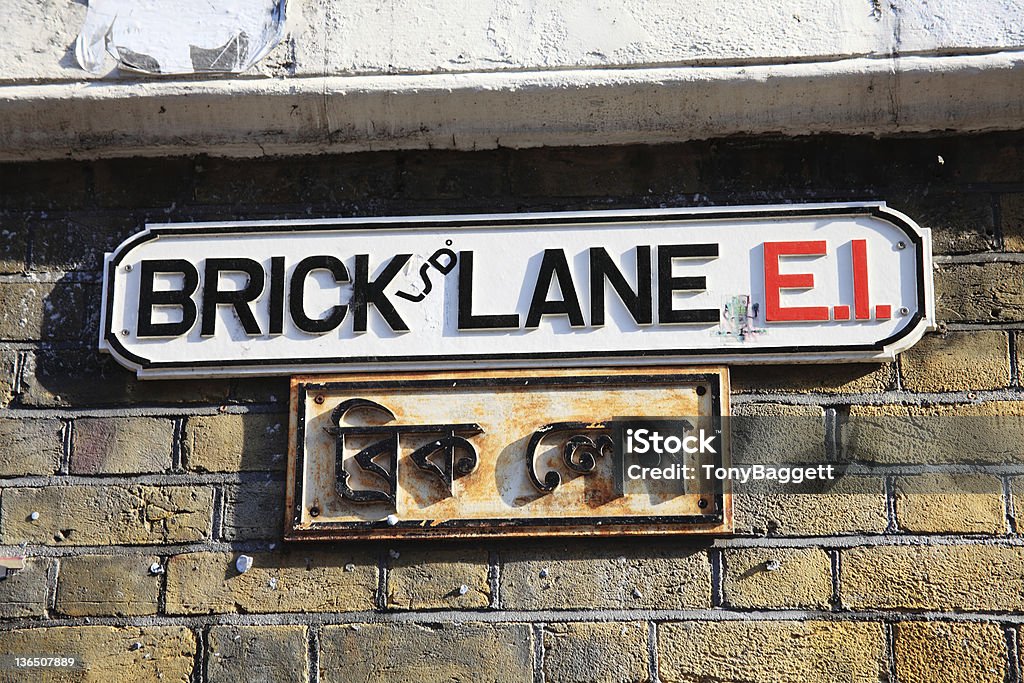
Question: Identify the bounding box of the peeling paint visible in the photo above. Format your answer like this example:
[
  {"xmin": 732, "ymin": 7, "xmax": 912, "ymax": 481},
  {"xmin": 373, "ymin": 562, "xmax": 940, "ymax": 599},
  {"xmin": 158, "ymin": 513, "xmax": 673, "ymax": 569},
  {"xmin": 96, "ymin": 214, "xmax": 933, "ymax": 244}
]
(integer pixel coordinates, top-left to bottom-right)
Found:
[{"xmin": 74, "ymin": 0, "xmax": 287, "ymax": 75}]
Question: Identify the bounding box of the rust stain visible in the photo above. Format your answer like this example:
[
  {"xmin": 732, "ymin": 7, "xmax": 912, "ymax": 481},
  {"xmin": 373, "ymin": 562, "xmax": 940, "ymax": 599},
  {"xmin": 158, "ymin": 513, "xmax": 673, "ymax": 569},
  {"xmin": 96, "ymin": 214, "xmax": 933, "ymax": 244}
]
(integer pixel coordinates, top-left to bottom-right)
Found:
[{"xmin": 286, "ymin": 366, "xmax": 731, "ymax": 540}]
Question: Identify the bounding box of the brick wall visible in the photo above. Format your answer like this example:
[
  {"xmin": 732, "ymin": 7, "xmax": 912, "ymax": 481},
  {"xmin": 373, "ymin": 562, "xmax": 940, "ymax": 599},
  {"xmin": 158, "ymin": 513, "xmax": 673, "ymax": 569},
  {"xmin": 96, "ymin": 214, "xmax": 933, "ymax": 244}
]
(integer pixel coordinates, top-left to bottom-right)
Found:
[{"xmin": 0, "ymin": 132, "xmax": 1022, "ymax": 682}]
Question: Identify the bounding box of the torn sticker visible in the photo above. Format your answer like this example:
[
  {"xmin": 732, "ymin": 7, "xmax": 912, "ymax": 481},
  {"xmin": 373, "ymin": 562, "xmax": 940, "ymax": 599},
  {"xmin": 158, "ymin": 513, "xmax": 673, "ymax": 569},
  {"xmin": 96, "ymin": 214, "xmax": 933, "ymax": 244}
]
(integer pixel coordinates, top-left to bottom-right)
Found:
[{"xmin": 74, "ymin": 0, "xmax": 287, "ymax": 75}]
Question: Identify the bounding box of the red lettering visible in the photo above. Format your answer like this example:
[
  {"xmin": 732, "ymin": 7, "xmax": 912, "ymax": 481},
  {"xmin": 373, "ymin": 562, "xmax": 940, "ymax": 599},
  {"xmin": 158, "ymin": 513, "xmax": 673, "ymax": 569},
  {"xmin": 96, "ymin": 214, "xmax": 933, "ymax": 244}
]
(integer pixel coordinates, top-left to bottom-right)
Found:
[
  {"xmin": 851, "ymin": 239, "xmax": 871, "ymax": 320},
  {"xmin": 763, "ymin": 241, "xmax": 829, "ymax": 322}
]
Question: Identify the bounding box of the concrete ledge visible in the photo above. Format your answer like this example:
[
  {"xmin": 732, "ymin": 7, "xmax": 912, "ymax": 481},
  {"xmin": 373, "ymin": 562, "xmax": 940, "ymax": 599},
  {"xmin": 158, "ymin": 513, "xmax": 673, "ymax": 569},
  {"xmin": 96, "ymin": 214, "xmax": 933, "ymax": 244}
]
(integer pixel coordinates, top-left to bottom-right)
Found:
[{"xmin": 1, "ymin": 50, "xmax": 1023, "ymax": 160}]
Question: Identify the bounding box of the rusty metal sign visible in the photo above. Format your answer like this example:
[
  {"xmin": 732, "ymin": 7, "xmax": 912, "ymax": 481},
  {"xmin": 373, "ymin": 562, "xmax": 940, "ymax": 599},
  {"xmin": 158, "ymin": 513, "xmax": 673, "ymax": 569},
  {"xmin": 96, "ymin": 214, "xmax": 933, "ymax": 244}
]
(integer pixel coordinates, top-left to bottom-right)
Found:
[
  {"xmin": 285, "ymin": 367, "xmax": 731, "ymax": 540},
  {"xmin": 100, "ymin": 203, "xmax": 934, "ymax": 378}
]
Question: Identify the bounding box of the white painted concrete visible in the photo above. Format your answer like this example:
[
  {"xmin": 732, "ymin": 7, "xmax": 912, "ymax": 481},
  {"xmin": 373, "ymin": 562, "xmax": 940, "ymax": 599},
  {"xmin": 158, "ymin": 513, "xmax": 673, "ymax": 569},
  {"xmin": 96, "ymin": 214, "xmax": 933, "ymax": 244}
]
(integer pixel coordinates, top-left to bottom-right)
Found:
[
  {"xmin": 1, "ymin": 51, "xmax": 1022, "ymax": 161},
  {"xmin": 0, "ymin": 0, "xmax": 1022, "ymax": 158}
]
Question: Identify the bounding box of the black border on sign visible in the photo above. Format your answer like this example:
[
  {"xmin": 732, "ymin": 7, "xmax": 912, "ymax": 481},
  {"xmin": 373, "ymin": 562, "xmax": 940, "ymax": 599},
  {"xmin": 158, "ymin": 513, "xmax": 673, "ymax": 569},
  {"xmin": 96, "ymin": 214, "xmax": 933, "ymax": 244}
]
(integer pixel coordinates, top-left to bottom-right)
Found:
[
  {"xmin": 101, "ymin": 204, "xmax": 929, "ymax": 371},
  {"xmin": 286, "ymin": 371, "xmax": 727, "ymax": 539}
]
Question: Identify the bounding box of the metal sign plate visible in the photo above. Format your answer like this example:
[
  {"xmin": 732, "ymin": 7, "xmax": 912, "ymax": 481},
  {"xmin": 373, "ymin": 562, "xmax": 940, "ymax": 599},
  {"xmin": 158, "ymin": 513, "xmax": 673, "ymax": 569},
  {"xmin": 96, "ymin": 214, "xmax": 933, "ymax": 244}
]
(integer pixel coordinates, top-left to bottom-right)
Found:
[
  {"xmin": 100, "ymin": 203, "xmax": 934, "ymax": 378},
  {"xmin": 285, "ymin": 367, "xmax": 730, "ymax": 540}
]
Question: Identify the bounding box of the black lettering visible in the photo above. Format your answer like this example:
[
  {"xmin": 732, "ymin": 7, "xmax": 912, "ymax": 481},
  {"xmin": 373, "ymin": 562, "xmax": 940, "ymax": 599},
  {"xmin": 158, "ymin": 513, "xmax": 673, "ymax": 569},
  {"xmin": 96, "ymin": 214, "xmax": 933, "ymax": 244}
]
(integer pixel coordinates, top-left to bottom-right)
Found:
[
  {"xmin": 200, "ymin": 258, "xmax": 265, "ymax": 336},
  {"xmin": 589, "ymin": 246, "xmax": 652, "ymax": 326},
  {"xmin": 457, "ymin": 251, "xmax": 520, "ymax": 330},
  {"xmin": 657, "ymin": 244, "xmax": 719, "ymax": 324},
  {"xmin": 137, "ymin": 259, "xmax": 199, "ymax": 337},
  {"xmin": 289, "ymin": 255, "xmax": 350, "ymax": 334},
  {"xmin": 268, "ymin": 256, "xmax": 285, "ymax": 335},
  {"xmin": 352, "ymin": 254, "xmax": 411, "ymax": 333},
  {"xmin": 525, "ymin": 249, "xmax": 585, "ymax": 328}
]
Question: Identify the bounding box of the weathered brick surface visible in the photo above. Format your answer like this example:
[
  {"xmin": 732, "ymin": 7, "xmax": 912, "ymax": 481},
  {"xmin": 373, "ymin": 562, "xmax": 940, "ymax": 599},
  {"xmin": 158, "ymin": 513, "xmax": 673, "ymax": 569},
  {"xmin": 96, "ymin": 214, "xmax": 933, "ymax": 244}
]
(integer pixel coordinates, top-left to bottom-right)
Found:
[
  {"xmin": 399, "ymin": 149, "xmax": 511, "ymax": 200},
  {"xmin": 731, "ymin": 363, "xmax": 895, "ymax": 395},
  {"xmin": 842, "ymin": 402, "xmax": 1024, "ymax": 463},
  {"xmin": 0, "ymin": 162, "xmax": 90, "ymax": 212},
  {"xmin": 0, "ymin": 215, "xmax": 29, "ymax": 273},
  {"xmin": 543, "ymin": 622, "xmax": 648, "ymax": 683},
  {"xmin": 56, "ymin": 555, "xmax": 161, "ymax": 617},
  {"xmin": 0, "ymin": 626, "xmax": 195, "ymax": 682},
  {"xmin": 723, "ymin": 548, "xmax": 832, "ymax": 609},
  {"xmin": 0, "ymin": 417, "xmax": 62, "ymax": 476},
  {"xmin": 842, "ymin": 545, "xmax": 1024, "ymax": 611},
  {"xmin": 658, "ymin": 621, "xmax": 888, "ymax": 683},
  {"xmin": 0, "ymin": 485, "xmax": 212, "ymax": 545},
  {"xmin": 1018, "ymin": 332, "xmax": 1024, "ymax": 385},
  {"xmin": 184, "ymin": 413, "xmax": 287, "ymax": 472},
  {"xmin": 387, "ymin": 548, "xmax": 490, "ymax": 610},
  {"xmin": 0, "ymin": 557, "xmax": 51, "ymax": 618},
  {"xmin": 888, "ymin": 191, "xmax": 995, "ymax": 254},
  {"xmin": 895, "ymin": 621, "xmax": 1006, "ymax": 683},
  {"xmin": 207, "ymin": 626, "xmax": 308, "ymax": 683},
  {"xmin": 165, "ymin": 551, "xmax": 377, "ymax": 614},
  {"xmin": 221, "ymin": 482, "xmax": 285, "ymax": 541},
  {"xmin": 320, "ymin": 623, "xmax": 533, "ymax": 683},
  {"xmin": 1000, "ymin": 192, "xmax": 1024, "ymax": 252},
  {"xmin": 900, "ymin": 331, "xmax": 1010, "ymax": 392},
  {"xmin": 501, "ymin": 542, "xmax": 711, "ymax": 610},
  {"xmin": 936, "ymin": 263, "xmax": 1024, "ymax": 323},
  {"xmin": 20, "ymin": 349, "xmax": 231, "ymax": 407},
  {"xmin": 194, "ymin": 154, "xmax": 398, "ymax": 206},
  {"xmin": 29, "ymin": 212, "xmax": 143, "ymax": 272},
  {"xmin": 2, "ymin": 136, "xmax": 1024, "ymax": 683},
  {"xmin": 0, "ymin": 281, "xmax": 84, "ymax": 341},
  {"xmin": 894, "ymin": 474, "xmax": 1006, "ymax": 534},
  {"xmin": 91, "ymin": 158, "xmax": 195, "ymax": 209},
  {"xmin": 731, "ymin": 403, "xmax": 826, "ymax": 464},
  {"xmin": 733, "ymin": 475, "xmax": 888, "ymax": 536},
  {"xmin": 0, "ymin": 348, "xmax": 17, "ymax": 408},
  {"xmin": 71, "ymin": 417, "xmax": 174, "ymax": 474},
  {"xmin": 1011, "ymin": 478, "xmax": 1024, "ymax": 531}
]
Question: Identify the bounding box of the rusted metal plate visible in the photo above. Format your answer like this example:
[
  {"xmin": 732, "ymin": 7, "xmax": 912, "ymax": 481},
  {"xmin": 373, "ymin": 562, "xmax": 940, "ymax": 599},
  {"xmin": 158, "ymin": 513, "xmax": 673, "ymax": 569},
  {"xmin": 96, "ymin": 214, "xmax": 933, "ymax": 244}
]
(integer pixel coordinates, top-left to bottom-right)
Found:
[{"xmin": 285, "ymin": 367, "xmax": 731, "ymax": 540}]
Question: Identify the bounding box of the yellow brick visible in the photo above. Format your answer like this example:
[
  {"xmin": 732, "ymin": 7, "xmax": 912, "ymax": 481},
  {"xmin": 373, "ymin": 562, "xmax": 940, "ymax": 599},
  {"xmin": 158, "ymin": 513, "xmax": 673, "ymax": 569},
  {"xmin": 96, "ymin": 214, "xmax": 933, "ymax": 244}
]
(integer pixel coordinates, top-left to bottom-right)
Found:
[
  {"xmin": 895, "ymin": 474, "xmax": 1006, "ymax": 533},
  {"xmin": 658, "ymin": 621, "xmax": 887, "ymax": 683},
  {"xmin": 72, "ymin": 417, "xmax": 173, "ymax": 474},
  {"xmin": 0, "ymin": 418, "xmax": 62, "ymax": 476},
  {"xmin": 1002, "ymin": 193, "xmax": 1024, "ymax": 252},
  {"xmin": 56, "ymin": 555, "xmax": 161, "ymax": 617},
  {"xmin": 731, "ymin": 403, "xmax": 826, "ymax": 465},
  {"xmin": 1018, "ymin": 335, "xmax": 1024, "ymax": 384},
  {"xmin": 207, "ymin": 626, "xmax": 307, "ymax": 683},
  {"xmin": 731, "ymin": 363, "xmax": 894, "ymax": 395},
  {"xmin": 184, "ymin": 413, "xmax": 287, "ymax": 472},
  {"xmin": 733, "ymin": 475, "xmax": 888, "ymax": 536},
  {"xmin": 0, "ymin": 557, "xmax": 50, "ymax": 618},
  {"xmin": 543, "ymin": 622, "xmax": 648, "ymax": 683},
  {"xmin": 320, "ymin": 623, "xmax": 533, "ymax": 683},
  {"xmin": 0, "ymin": 349, "xmax": 15, "ymax": 408},
  {"xmin": 935, "ymin": 263, "xmax": 1024, "ymax": 323},
  {"xmin": 723, "ymin": 548, "xmax": 832, "ymax": 609},
  {"xmin": 165, "ymin": 551, "xmax": 376, "ymax": 614},
  {"xmin": 895, "ymin": 621, "xmax": 1006, "ymax": 683},
  {"xmin": 900, "ymin": 331, "xmax": 1009, "ymax": 392},
  {"xmin": 1012, "ymin": 478, "xmax": 1024, "ymax": 530},
  {"xmin": 0, "ymin": 626, "xmax": 195, "ymax": 682},
  {"xmin": 387, "ymin": 548, "xmax": 489, "ymax": 610},
  {"xmin": 0, "ymin": 485, "xmax": 212, "ymax": 545},
  {"xmin": 501, "ymin": 542, "xmax": 710, "ymax": 610},
  {"xmin": 843, "ymin": 402, "xmax": 1024, "ymax": 463},
  {"xmin": 843, "ymin": 545, "xmax": 1024, "ymax": 611}
]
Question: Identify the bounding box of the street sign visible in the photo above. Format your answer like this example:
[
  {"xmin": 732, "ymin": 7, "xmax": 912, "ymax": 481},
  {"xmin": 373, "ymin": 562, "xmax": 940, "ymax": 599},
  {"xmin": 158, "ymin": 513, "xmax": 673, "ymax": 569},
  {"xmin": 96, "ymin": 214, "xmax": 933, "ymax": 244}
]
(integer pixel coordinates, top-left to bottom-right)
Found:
[
  {"xmin": 100, "ymin": 203, "xmax": 934, "ymax": 377},
  {"xmin": 285, "ymin": 367, "xmax": 730, "ymax": 540}
]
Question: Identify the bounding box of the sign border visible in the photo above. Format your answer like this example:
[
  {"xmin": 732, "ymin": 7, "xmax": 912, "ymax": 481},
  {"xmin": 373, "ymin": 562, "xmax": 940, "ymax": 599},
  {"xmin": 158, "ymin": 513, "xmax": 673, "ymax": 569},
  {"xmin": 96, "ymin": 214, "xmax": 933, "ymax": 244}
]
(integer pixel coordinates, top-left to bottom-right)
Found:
[
  {"xmin": 284, "ymin": 367, "xmax": 731, "ymax": 540},
  {"xmin": 99, "ymin": 202, "xmax": 935, "ymax": 377}
]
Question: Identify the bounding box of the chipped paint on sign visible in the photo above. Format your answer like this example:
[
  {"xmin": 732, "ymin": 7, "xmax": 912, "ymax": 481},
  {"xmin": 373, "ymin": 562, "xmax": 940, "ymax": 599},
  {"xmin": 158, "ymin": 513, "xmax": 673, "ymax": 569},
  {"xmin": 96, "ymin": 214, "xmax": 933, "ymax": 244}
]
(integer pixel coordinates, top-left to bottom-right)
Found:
[{"xmin": 285, "ymin": 367, "xmax": 731, "ymax": 540}]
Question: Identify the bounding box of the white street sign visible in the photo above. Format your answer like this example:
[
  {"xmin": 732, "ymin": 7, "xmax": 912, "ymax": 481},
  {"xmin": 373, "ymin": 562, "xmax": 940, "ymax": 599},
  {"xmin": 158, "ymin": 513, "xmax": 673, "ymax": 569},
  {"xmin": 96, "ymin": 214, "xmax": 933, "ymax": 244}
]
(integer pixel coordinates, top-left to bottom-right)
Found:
[{"xmin": 100, "ymin": 203, "xmax": 934, "ymax": 378}]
